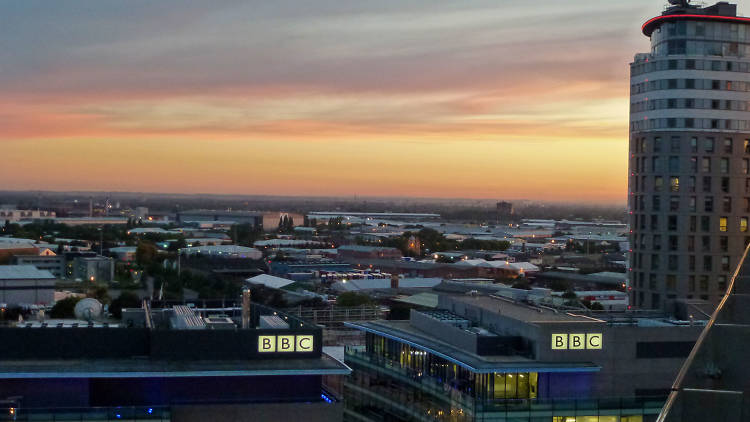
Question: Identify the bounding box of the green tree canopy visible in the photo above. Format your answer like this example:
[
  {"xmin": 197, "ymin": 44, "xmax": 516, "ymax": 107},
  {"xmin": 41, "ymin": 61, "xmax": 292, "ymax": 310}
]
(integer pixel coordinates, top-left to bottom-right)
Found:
[
  {"xmin": 110, "ymin": 291, "xmax": 142, "ymax": 319},
  {"xmin": 49, "ymin": 297, "xmax": 82, "ymax": 319},
  {"xmin": 336, "ymin": 292, "xmax": 372, "ymax": 307}
]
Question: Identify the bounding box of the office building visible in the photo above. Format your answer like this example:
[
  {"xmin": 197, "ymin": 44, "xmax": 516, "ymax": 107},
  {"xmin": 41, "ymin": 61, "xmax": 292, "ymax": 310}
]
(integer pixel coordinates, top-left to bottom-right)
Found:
[
  {"xmin": 496, "ymin": 201, "xmax": 514, "ymax": 221},
  {"xmin": 12, "ymin": 255, "xmax": 66, "ymax": 279},
  {"xmin": 73, "ymin": 256, "xmax": 115, "ymax": 282},
  {"xmin": 0, "ymin": 302, "xmax": 349, "ymax": 421},
  {"xmin": 344, "ymin": 290, "xmax": 702, "ymax": 422},
  {"xmin": 629, "ymin": 1, "xmax": 750, "ymax": 310}
]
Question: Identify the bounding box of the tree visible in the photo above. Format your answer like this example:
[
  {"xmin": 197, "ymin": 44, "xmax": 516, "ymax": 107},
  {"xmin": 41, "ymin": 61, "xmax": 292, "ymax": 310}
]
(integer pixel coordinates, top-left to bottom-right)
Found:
[
  {"xmin": 88, "ymin": 285, "xmax": 111, "ymax": 305},
  {"xmin": 49, "ymin": 297, "xmax": 82, "ymax": 319},
  {"xmin": 562, "ymin": 290, "xmax": 578, "ymax": 300},
  {"xmin": 110, "ymin": 291, "xmax": 142, "ymax": 319},
  {"xmin": 512, "ymin": 280, "xmax": 532, "ymax": 290},
  {"xmin": 167, "ymin": 237, "xmax": 188, "ymax": 252},
  {"xmin": 135, "ymin": 241, "xmax": 158, "ymax": 266},
  {"xmin": 336, "ymin": 292, "xmax": 372, "ymax": 307},
  {"xmin": 548, "ymin": 279, "xmax": 570, "ymax": 292}
]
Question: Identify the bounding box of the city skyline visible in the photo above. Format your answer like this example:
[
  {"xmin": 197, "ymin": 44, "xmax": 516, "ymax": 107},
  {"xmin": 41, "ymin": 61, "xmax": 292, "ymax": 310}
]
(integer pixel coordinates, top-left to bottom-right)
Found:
[{"xmin": 2, "ymin": 0, "xmax": 659, "ymax": 202}]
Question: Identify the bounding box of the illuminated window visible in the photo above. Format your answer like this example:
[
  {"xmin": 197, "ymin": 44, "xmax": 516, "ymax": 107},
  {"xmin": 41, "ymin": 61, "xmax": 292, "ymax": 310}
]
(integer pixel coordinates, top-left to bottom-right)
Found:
[
  {"xmin": 742, "ymin": 217, "xmax": 748, "ymax": 233},
  {"xmin": 670, "ymin": 177, "xmax": 680, "ymax": 192},
  {"xmin": 493, "ymin": 372, "xmax": 537, "ymax": 399},
  {"xmin": 720, "ymin": 217, "xmax": 728, "ymax": 232}
]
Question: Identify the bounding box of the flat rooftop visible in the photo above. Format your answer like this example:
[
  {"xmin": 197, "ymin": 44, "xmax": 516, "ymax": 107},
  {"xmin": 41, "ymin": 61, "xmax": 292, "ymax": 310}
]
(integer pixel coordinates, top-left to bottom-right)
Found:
[
  {"xmin": 346, "ymin": 320, "xmax": 599, "ymax": 374},
  {"xmin": 447, "ymin": 294, "xmax": 605, "ymax": 324},
  {"xmin": 0, "ymin": 354, "xmax": 349, "ymax": 379},
  {"xmin": 0, "ymin": 265, "xmax": 56, "ymax": 280}
]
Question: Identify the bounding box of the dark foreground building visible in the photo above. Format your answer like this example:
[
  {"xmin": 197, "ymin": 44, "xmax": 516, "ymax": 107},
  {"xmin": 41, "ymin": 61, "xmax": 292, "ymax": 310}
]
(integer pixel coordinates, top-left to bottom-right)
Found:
[
  {"xmin": 658, "ymin": 247, "xmax": 750, "ymax": 421},
  {"xmin": 344, "ymin": 292, "xmax": 702, "ymax": 422},
  {"xmin": 0, "ymin": 302, "xmax": 349, "ymax": 421}
]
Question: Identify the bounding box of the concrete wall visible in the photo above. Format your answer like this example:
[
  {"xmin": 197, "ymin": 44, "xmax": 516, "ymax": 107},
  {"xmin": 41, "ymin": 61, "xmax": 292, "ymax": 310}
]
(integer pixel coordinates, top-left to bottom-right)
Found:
[
  {"xmin": 0, "ymin": 280, "xmax": 55, "ymax": 306},
  {"xmin": 172, "ymin": 402, "xmax": 342, "ymax": 422},
  {"xmin": 409, "ymin": 309, "xmax": 478, "ymax": 353}
]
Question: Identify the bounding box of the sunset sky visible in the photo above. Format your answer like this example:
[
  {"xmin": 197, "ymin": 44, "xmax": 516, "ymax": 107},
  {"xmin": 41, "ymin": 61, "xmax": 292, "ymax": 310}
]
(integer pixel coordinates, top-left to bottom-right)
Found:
[{"xmin": 1, "ymin": 0, "xmax": 662, "ymax": 203}]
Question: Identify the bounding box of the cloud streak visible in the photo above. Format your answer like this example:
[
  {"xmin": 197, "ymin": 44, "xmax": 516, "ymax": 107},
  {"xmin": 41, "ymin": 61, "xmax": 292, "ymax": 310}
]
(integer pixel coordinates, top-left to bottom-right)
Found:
[{"xmin": 0, "ymin": 0, "xmax": 660, "ymax": 202}]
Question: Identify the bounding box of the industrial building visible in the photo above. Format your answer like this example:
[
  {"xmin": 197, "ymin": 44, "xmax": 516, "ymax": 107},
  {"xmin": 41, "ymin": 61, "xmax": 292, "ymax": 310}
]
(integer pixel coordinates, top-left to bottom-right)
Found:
[
  {"xmin": 177, "ymin": 210, "xmax": 264, "ymax": 229},
  {"xmin": 0, "ymin": 265, "xmax": 56, "ymax": 306},
  {"xmin": 12, "ymin": 255, "xmax": 66, "ymax": 279}
]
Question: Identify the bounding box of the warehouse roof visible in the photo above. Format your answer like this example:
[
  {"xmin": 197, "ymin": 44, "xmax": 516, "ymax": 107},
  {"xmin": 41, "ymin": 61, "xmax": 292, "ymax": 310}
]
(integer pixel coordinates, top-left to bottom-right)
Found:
[{"xmin": 0, "ymin": 265, "xmax": 56, "ymax": 280}]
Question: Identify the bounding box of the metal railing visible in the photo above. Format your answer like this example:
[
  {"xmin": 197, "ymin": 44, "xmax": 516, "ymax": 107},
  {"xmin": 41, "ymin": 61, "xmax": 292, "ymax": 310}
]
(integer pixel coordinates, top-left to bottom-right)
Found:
[
  {"xmin": 0, "ymin": 406, "xmax": 170, "ymax": 421},
  {"xmin": 345, "ymin": 347, "xmax": 667, "ymax": 418}
]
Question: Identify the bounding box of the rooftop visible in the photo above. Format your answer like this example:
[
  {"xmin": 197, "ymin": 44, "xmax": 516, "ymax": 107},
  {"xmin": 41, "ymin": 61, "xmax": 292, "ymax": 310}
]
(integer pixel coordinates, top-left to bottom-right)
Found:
[
  {"xmin": 447, "ymin": 294, "xmax": 604, "ymax": 323},
  {"xmin": 0, "ymin": 354, "xmax": 349, "ymax": 379},
  {"xmin": 0, "ymin": 265, "xmax": 56, "ymax": 280},
  {"xmin": 346, "ymin": 320, "xmax": 599, "ymax": 374}
]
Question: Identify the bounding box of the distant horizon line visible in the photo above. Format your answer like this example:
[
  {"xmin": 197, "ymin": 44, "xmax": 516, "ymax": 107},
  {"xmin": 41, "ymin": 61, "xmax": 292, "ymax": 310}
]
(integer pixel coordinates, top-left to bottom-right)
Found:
[{"xmin": 0, "ymin": 188, "xmax": 627, "ymax": 207}]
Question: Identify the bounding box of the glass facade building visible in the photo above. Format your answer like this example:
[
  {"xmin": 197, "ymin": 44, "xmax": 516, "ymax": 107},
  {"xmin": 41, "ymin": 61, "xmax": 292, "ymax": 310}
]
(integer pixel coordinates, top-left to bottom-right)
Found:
[{"xmin": 343, "ymin": 292, "xmax": 701, "ymax": 422}]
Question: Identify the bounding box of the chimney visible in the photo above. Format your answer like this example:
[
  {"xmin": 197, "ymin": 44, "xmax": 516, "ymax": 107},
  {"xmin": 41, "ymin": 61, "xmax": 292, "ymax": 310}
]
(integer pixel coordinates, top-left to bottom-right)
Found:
[
  {"xmin": 390, "ymin": 274, "xmax": 399, "ymax": 289},
  {"xmin": 241, "ymin": 288, "xmax": 251, "ymax": 329}
]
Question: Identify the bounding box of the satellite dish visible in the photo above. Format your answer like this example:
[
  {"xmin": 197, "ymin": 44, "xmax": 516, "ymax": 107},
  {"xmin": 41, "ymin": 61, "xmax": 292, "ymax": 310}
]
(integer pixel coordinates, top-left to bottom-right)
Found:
[{"xmin": 74, "ymin": 298, "xmax": 103, "ymax": 321}]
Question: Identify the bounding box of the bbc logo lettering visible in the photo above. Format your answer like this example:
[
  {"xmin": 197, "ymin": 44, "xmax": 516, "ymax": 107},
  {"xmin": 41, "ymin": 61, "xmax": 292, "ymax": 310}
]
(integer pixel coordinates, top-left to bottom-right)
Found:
[
  {"xmin": 551, "ymin": 333, "xmax": 602, "ymax": 350},
  {"xmin": 258, "ymin": 335, "xmax": 314, "ymax": 353}
]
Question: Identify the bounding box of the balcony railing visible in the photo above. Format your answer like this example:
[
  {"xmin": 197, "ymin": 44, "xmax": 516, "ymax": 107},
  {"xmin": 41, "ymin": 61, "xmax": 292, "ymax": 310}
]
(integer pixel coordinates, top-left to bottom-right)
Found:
[
  {"xmin": 345, "ymin": 347, "xmax": 667, "ymax": 418},
  {"xmin": 0, "ymin": 405, "xmax": 170, "ymax": 421}
]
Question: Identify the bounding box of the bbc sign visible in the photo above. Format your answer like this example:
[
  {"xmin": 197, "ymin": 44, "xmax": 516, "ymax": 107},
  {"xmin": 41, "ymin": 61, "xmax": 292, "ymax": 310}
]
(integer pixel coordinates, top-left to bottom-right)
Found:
[
  {"xmin": 258, "ymin": 335, "xmax": 314, "ymax": 353},
  {"xmin": 551, "ymin": 333, "xmax": 602, "ymax": 350}
]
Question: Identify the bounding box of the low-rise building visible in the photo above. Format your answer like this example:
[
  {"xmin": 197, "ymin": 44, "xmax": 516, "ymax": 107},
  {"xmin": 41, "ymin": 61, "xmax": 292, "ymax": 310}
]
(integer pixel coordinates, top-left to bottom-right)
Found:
[
  {"xmin": 0, "ymin": 265, "xmax": 56, "ymax": 306},
  {"xmin": 337, "ymin": 245, "xmax": 403, "ymax": 261},
  {"xmin": 12, "ymin": 255, "xmax": 66, "ymax": 279},
  {"xmin": 73, "ymin": 256, "xmax": 115, "ymax": 282}
]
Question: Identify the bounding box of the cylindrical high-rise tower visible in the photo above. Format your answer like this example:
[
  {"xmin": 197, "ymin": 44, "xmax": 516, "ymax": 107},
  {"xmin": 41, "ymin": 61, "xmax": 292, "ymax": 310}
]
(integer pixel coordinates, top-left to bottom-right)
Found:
[{"xmin": 630, "ymin": 1, "xmax": 750, "ymax": 310}]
